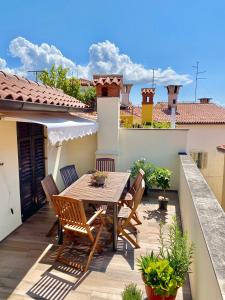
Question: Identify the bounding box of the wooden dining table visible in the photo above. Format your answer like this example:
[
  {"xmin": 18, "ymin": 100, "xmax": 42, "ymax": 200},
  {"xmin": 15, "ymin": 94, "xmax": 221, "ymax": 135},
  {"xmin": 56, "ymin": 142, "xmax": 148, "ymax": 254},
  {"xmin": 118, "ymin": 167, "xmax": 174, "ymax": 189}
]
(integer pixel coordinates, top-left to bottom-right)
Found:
[{"xmin": 59, "ymin": 171, "xmax": 130, "ymax": 251}]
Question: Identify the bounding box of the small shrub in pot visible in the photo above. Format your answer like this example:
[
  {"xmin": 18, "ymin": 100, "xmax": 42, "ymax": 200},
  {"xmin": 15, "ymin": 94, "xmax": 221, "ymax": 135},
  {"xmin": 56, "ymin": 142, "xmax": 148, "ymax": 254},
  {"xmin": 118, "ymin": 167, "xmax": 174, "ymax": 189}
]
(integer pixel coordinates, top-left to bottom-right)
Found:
[{"xmin": 121, "ymin": 283, "xmax": 143, "ymax": 300}]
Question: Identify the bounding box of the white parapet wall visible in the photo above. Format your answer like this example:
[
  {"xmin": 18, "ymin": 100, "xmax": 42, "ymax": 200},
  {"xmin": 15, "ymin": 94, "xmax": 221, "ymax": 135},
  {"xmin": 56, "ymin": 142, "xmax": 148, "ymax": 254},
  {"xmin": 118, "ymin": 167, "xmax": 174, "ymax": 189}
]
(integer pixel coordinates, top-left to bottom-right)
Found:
[
  {"xmin": 179, "ymin": 155, "xmax": 225, "ymax": 300},
  {"xmin": 0, "ymin": 120, "xmax": 21, "ymax": 241},
  {"xmin": 118, "ymin": 128, "xmax": 189, "ymax": 190}
]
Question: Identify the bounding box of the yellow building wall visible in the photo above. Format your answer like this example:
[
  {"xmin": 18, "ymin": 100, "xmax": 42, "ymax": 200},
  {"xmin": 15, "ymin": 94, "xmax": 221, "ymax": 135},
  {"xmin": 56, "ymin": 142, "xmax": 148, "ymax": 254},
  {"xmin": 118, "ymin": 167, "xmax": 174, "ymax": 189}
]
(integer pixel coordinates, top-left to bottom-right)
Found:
[
  {"xmin": 0, "ymin": 120, "xmax": 21, "ymax": 241},
  {"xmin": 120, "ymin": 115, "xmax": 133, "ymax": 127},
  {"xmin": 178, "ymin": 124, "xmax": 225, "ymax": 205},
  {"xmin": 142, "ymin": 104, "xmax": 153, "ymax": 124}
]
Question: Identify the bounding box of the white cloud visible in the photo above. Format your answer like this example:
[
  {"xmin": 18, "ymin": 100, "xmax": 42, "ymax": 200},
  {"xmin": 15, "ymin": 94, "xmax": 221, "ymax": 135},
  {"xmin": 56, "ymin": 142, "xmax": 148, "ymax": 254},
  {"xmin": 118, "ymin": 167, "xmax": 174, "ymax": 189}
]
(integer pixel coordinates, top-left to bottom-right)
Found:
[{"xmin": 0, "ymin": 37, "xmax": 192, "ymax": 85}]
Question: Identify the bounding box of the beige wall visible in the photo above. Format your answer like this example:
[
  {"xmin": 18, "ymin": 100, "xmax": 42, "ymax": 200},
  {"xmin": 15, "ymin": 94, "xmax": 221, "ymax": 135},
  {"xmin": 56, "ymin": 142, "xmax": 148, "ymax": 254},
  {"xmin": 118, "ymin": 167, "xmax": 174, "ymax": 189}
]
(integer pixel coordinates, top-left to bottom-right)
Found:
[
  {"xmin": 179, "ymin": 155, "xmax": 224, "ymax": 300},
  {"xmin": 47, "ymin": 134, "xmax": 97, "ymax": 191},
  {"xmin": 118, "ymin": 128, "xmax": 188, "ymax": 189},
  {"xmin": 0, "ymin": 120, "xmax": 21, "ymax": 241},
  {"xmin": 178, "ymin": 124, "xmax": 225, "ymax": 203}
]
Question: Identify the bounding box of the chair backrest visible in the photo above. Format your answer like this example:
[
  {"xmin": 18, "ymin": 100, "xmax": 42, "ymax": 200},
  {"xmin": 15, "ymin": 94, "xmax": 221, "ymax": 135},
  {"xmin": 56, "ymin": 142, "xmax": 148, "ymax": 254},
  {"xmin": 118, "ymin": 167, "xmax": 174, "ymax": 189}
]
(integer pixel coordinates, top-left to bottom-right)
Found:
[
  {"xmin": 41, "ymin": 174, "xmax": 59, "ymax": 202},
  {"xmin": 130, "ymin": 169, "xmax": 145, "ymax": 196},
  {"xmin": 124, "ymin": 179, "xmax": 145, "ymax": 227},
  {"xmin": 60, "ymin": 165, "xmax": 79, "ymax": 188},
  {"xmin": 51, "ymin": 195, "xmax": 87, "ymax": 228},
  {"xmin": 96, "ymin": 158, "xmax": 115, "ymax": 172}
]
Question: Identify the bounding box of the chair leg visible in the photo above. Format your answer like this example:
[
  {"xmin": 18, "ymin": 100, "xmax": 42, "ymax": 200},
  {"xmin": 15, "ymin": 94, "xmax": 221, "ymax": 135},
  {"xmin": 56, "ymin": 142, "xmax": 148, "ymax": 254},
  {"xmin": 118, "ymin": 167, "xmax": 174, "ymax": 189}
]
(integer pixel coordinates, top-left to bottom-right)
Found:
[
  {"xmin": 132, "ymin": 212, "xmax": 142, "ymax": 225},
  {"xmin": 84, "ymin": 223, "xmax": 103, "ymax": 272},
  {"xmin": 120, "ymin": 228, "xmax": 140, "ymax": 249},
  {"xmin": 56, "ymin": 233, "xmax": 69, "ymax": 262}
]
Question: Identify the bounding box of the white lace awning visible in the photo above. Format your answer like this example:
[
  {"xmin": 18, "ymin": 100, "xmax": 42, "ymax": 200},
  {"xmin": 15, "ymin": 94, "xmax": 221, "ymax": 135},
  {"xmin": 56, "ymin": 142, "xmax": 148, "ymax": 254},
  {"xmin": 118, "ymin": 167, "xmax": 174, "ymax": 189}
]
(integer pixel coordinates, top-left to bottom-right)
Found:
[{"xmin": 1, "ymin": 111, "xmax": 98, "ymax": 145}]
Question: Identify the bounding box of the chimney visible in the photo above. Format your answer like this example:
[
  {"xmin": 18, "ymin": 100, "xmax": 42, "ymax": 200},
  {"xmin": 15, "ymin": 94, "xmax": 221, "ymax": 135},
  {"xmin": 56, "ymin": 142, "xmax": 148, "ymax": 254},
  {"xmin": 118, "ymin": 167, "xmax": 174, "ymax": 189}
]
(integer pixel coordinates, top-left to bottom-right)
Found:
[
  {"xmin": 93, "ymin": 74, "xmax": 123, "ymax": 164},
  {"xmin": 199, "ymin": 97, "xmax": 211, "ymax": 104},
  {"xmin": 93, "ymin": 74, "xmax": 123, "ymax": 98},
  {"xmin": 121, "ymin": 84, "xmax": 133, "ymax": 107},
  {"xmin": 166, "ymin": 85, "xmax": 182, "ymax": 110},
  {"xmin": 141, "ymin": 88, "xmax": 155, "ymax": 124}
]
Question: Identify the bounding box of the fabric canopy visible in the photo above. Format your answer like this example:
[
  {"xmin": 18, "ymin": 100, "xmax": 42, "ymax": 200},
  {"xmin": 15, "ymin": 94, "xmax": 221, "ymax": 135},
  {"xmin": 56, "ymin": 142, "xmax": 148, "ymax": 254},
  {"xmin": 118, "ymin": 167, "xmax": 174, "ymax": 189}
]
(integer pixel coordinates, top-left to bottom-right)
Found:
[{"xmin": 1, "ymin": 111, "xmax": 98, "ymax": 145}]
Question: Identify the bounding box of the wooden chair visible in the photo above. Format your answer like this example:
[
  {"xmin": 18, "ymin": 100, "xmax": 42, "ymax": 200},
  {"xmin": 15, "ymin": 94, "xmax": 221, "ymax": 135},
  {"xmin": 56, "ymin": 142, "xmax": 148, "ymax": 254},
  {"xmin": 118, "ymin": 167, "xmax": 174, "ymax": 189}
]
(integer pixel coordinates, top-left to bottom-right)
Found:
[
  {"xmin": 117, "ymin": 179, "xmax": 145, "ymax": 248},
  {"xmin": 51, "ymin": 195, "xmax": 104, "ymax": 272},
  {"xmin": 60, "ymin": 165, "xmax": 79, "ymax": 188},
  {"xmin": 96, "ymin": 158, "xmax": 115, "ymax": 172},
  {"xmin": 41, "ymin": 174, "xmax": 60, "ymax": 237},
  {"xmin": 120, "ymin": 169, "xmax": 145, "ymax": 225}
]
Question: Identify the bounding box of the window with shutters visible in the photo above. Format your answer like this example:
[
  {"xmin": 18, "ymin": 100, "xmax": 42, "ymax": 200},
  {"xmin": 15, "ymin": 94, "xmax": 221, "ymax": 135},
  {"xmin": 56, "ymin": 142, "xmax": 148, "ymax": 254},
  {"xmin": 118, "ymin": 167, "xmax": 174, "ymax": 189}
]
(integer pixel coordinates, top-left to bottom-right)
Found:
[
  {"xmin": 17, "ymin": 122, "xmax": 46, "ymax": 221},
  {"xmin": 190, "ymin": 151, "xmax": 208, "ymax": 169}
]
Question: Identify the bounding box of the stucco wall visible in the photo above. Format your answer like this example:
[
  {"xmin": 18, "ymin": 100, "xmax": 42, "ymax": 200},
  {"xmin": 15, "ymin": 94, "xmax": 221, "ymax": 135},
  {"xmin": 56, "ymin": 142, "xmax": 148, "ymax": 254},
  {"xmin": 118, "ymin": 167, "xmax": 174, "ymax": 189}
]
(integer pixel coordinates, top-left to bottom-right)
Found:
[
  {"xmin": 47, "ymin": 133, "xmax": 97, "ymax": 191},
  {"xmin": 178, "ymin": 124, "xmax": 225, "ymax": 204},
  {"xmin": 0, "ymin": 120, "xmax": 21, "ymax": 241},
  {"xmin": 179, "ymin": 155, "xmax": 225, "ymax": 300},
  {"xmin": 118, "ymin": 128, "xmax": 188, "ymax": 190}
]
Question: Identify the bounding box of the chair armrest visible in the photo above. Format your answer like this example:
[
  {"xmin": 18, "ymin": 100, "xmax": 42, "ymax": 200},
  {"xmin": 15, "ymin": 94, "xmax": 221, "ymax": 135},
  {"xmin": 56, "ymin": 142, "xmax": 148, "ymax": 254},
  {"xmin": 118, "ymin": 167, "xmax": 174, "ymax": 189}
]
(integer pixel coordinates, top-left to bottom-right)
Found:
[{"xmin": 87, "ymin": 209, "xmax": 103, "ymax": 225}]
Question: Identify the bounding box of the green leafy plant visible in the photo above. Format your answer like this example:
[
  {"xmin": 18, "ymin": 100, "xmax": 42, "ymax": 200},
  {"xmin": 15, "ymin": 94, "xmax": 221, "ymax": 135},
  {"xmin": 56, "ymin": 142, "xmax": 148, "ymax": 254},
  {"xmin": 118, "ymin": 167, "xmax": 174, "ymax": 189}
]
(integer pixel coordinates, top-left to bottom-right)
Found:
[
  {"xmin": 130, "ymin": 159, "xmax": 155, "ymax": 188},
  {"xmin": 137, "ymin": 218, "xmax": 194, "ymax": 297},
  {"xmin": 121, "ymin": 283, "xmax": 143, "ymax": 300},
  {"xmin": 159, "ymin": 218, "xmax": 194, "ymax": 281},
  {"xmin": 137, "ymin": 253, "xmax": 181, "ymax": 297},
  {"xmin": 150, "ymin": 167, "xmax": 172, "ymax": 197}
]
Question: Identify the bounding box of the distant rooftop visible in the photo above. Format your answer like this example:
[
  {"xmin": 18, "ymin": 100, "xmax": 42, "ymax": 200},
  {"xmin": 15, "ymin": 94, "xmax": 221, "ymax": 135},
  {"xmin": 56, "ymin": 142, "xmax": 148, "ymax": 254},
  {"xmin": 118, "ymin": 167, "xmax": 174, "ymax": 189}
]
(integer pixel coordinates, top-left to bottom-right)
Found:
[{"xmin": 131, "ymin": 102, "xmax": 225, "ymax": 124}]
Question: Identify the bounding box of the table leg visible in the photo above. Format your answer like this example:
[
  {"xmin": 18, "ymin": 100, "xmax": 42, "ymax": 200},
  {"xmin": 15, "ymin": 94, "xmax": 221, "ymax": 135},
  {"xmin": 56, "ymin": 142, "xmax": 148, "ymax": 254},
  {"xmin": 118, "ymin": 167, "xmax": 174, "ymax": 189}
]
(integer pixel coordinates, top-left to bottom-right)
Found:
[
  {"xmin": 113, "ymin": 203, "xmax": 118, "ymax": 251},
  {"xmin": 58, "ymin": 221, "xmax": 63, "ymax": 245}
]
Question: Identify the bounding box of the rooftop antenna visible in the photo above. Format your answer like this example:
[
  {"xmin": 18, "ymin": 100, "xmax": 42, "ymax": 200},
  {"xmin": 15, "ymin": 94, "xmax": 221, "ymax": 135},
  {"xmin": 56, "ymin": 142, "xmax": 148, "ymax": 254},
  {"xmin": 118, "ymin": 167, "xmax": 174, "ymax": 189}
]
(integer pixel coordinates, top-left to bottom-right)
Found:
[
  {"xmin": 27, "ymin": 70, "xmax": 45, "ymax": 82},
  {"xmin": 192, "ymin": 62, "xmax": 206, "ymax": 102},
  {"xmin": 151, "ymin": 68, "xmax": 159, "ymax": 88}
]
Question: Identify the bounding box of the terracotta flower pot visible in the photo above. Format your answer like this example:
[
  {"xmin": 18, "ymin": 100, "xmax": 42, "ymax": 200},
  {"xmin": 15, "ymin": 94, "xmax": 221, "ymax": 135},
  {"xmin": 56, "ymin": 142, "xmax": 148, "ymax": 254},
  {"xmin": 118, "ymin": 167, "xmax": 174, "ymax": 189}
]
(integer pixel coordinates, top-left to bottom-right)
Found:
[{"xmin": 145, "ymin": 285, "xmax": 177, "ymax": 300}]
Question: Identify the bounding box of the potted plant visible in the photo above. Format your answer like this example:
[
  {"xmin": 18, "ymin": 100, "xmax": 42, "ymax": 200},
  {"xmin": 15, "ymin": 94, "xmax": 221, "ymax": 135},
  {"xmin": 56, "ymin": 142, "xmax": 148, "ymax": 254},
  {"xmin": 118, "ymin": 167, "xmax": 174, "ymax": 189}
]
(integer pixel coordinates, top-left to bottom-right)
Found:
[
  {"xmin": 137, "ymin": 218, "xmax": 194, "ymax": 300},
  {"xmin": 121, "ymin": 283, "xmax": 143, "ymax": 300},
  {"xmin": 150, "ymin": 167, "xmax": 172, "ymax": 210},
  {"xmin": 91, "ymin": 171, "xmax": 108, "ymax": 186},
  {"xmin": 131, "ymin": 158, "xmax": 155, "ymax": 194}
]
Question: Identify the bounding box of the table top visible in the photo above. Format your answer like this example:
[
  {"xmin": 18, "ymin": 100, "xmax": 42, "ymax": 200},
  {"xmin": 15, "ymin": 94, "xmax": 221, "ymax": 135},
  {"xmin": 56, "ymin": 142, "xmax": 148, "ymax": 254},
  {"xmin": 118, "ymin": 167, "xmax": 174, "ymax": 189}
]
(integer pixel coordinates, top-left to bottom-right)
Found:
[{"xmin": 60, "ymin": 172, "xmax": 130, "ymax": 204}]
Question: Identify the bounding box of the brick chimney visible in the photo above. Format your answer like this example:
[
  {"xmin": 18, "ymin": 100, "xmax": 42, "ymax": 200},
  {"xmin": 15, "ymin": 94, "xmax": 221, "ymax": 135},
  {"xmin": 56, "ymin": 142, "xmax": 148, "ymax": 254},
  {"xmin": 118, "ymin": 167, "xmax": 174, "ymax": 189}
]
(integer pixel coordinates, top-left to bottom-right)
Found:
[
  {"xmin": 141, "ymin": 88, "xmax": 155, "ymax": 124},
  {"xmin": 199, "ymin": 98, "xmax": 211, "ymax": 104},
  {"xmin": 93, "ymin": 74, "xmax": 123, "ymax": 165},
  {"xmin": 121, "ymin": 84, "xmax": 133, "ymax": 107},
  {"xmin": 93, "ymin": 74, "xmax": 123, "ymax": 98},
  {"xmin": 166, "ymin": 85, "xmax": 182, "ymax": 110}
]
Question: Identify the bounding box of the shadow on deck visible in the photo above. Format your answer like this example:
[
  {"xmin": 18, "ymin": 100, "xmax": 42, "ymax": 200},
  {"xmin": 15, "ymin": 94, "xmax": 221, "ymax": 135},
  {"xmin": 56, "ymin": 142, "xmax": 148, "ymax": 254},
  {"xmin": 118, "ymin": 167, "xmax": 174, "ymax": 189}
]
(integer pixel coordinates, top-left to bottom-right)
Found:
[{"xmin": 0, "ymin": 191, "xmax": 192, "ymax": 300}]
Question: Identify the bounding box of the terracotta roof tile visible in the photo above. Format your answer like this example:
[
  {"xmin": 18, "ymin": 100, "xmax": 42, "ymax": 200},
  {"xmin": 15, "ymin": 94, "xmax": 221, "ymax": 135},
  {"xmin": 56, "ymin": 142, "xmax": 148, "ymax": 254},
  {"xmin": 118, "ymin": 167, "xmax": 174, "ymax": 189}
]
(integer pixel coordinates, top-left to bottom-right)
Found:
[
  {"xmin": 217, "ymin": 145, "xmax": 225, "ymax": 153},
  {"xmin": 93, "ymin": 74, "xmax": 123, "ymax": 86},
  {"xmin": 131, "ymin": 102, "xmax": 225, "ymax": 124},
  {"xmin": 0, "ymin": 71, "xmax": 86, "ymax": 108},
  {"xmin": 79, "ymin": 78, "xmax": 94, "ymax": 86}
]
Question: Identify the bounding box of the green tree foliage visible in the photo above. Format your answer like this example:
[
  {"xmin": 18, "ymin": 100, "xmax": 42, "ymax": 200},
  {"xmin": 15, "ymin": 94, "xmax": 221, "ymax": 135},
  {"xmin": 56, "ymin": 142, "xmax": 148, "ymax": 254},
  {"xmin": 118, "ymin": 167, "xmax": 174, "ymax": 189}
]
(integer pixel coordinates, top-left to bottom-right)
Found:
[{"xmin": 38, "ymin": 65, "xmax": 96, "ymax": 105}]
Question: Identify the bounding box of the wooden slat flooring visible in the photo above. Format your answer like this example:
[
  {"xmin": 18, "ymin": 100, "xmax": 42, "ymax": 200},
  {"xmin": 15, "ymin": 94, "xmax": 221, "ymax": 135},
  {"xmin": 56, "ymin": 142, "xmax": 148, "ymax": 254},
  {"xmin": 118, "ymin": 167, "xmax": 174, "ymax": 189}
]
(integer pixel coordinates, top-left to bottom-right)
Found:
[{"xmin": 0, "ymin": 191, "xmax": 192, "ymax": 300}]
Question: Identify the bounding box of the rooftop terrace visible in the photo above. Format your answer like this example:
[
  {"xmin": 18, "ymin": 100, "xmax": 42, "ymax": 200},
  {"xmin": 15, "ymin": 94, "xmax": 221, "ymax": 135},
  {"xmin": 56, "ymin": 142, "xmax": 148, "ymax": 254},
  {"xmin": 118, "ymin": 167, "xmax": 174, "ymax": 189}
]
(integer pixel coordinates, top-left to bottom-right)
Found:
[{"xmin": 0, "ymin": 191, "xmax": 191, "ymax": 300}]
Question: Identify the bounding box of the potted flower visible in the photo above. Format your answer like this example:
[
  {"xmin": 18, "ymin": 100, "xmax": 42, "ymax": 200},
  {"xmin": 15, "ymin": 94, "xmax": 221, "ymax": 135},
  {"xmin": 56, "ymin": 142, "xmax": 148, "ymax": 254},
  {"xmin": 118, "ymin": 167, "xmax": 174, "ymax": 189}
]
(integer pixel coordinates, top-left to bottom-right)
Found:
[
  {"xmin": 150, "ymin": 167, "xmax": 172, "ymax": 210},
  {"xmin": 137, "ymin": 218, "xmax": 194, "ymax": 300},
  {"xmin": 131, "ymin": 158, "xmax": 155, "ymax": 194},
  {"xmin": 91, "ymin": 171, "xmax": 108, "ymax": 186},
  {"xmin": 121, "ymin": 283, "xmax": 143, "ymax": 300}
]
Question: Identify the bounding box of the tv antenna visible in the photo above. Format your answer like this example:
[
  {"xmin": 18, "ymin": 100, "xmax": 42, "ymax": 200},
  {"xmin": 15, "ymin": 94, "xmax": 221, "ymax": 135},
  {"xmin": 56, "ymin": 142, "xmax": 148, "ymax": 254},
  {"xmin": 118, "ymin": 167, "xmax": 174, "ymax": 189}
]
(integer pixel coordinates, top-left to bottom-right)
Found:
[
  {"xmin": 152, "ymin": 68, "xmax": 159, "ymax": 88},
  {"xmin": 27, "ymin": 70, "xmax": 45, "ymax": 82},
  {"xmin": 192, "ymin": 62, "xmax": 206, "ymax": 102}
]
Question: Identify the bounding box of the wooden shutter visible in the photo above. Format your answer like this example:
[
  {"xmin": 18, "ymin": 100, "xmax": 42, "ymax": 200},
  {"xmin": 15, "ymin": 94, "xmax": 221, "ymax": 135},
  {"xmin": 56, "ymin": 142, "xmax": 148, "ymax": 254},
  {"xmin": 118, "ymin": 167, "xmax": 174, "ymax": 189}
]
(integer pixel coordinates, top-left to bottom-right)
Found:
[{"xmin": 17, "ymin": 122, "xmax": 46, "ymax": 221}]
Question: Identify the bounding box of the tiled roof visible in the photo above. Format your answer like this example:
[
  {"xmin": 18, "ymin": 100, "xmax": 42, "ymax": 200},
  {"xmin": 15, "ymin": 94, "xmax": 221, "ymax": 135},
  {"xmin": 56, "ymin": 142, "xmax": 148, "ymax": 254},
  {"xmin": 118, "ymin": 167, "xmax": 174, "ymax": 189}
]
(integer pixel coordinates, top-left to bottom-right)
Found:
[
  {"xmin": 79, "ymin": 78, "xmax": 94, "ymax": 86},
  {"xmin": 131, "ymin": 102, "xmax": 225, "ymax": 124},
  {"xmin": 141, "ymin": 88, "xmax": 155, "ymax": 94},
  {"xmin": 0, "ymin": 71, "xmax": 86, "ymax": 108},
  {"xmin": 93, "ymin": 74, "xmax": 123, "ymax": 86},
  {"xmin": 217, "ymin": 145, "xmax": 225, "ymax": 153}
]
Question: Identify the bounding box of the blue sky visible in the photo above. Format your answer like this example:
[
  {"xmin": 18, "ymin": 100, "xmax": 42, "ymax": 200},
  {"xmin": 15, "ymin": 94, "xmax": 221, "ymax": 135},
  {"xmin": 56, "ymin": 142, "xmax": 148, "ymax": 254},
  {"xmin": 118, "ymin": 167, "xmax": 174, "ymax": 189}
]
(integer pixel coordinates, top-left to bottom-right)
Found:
[{"xmin": 0, "ymin": 0, "xmax": 225, "ymax": 105}]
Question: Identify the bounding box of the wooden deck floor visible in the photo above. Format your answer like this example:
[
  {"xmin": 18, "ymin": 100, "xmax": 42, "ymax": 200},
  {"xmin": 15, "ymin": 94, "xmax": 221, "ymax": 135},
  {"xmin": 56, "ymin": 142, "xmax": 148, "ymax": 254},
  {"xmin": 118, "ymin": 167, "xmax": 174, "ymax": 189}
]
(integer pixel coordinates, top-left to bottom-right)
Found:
[{"xmin": 0, "ymin": 191, "xmax": 192, "ymax": 300}]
